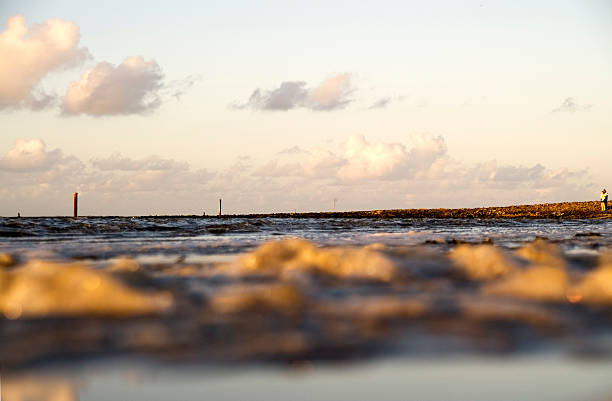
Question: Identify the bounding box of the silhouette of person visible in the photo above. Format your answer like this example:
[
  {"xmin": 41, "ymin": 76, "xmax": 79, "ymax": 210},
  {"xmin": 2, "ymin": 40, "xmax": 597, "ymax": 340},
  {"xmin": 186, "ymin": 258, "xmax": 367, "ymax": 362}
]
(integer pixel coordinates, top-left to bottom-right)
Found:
[{"xmin": 602, "ymin": 189, "xmax": 608, "ymax": 211}]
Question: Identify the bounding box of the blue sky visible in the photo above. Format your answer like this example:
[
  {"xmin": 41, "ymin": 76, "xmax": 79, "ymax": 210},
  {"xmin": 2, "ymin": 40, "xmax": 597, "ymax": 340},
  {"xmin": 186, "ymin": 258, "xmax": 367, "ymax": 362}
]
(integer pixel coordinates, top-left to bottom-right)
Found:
[{"xmin": 0, "ymin": 1, "xmax": 610, "ymax": 215}]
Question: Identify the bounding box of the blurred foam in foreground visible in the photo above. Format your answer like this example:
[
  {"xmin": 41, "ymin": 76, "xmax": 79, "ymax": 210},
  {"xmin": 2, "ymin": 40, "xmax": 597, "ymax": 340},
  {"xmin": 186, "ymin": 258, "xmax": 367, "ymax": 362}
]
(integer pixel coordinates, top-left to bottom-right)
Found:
[
  {"xmin": 0, "ymin": 259, "xmax": 173, "ymax": 319},
  {"xmin": 1, "ymin": 237, "xmax": 612, "ymax": 368}
]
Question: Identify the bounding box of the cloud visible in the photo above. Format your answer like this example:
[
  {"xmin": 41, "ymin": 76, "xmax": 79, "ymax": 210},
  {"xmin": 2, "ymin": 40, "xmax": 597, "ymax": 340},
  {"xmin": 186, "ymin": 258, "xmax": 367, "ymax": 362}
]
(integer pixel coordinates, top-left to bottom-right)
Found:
[
  {"xmin": 368, "ymin": 97, "xmax": 392, "ymax": 109},
  {"xmin": 552, "ymin": 97, "xmax": 592, "ymax": 113},
  {"xmin": 303, "ymin": 149, "xmax": 346, "ymax": 178},
  {"xmin": 277, "ymin": 146, "xmax": 308, "ymax": 156},
  {"xmin": 251, "ymin": 160, "xmax": 302, "ymax": 177},
  {"xmin": 0, "ymin": 14, "xmax": 89, "ymax": 110},
  {"xmin": 331, "ymin": 134, "xmax": 448, "ymax": 181},
  {"xmin": 267, "ymin": 134, "xmax": 579, "ymax": 197},
  {"xmin": 82, "ymin": 154, "xmax": 208, "ymax": 196},
  {"xmin": 26, "ymin": 89, "xmax": 58, "ymax": 111},
  {"xmin": 62, "ymin": 56, "xmax": 164, "ymax": 116},
  {"xmin": 0, "ymin": 139, "xmax": 66, "ymax": 172},
  {"xmin": 91, "ymin": 153, "xmax": 188, "ymax": 171},
  {"xmin": 0, "ymin": 15, "xmax": 193, "ymax": 116},
  {"xmin": 207, "ymin": 135, "xmax": 589, "ymax": 212},
  {"xmin": 308, "ymin": 73, "xmax": 353, "ymax": 111},
  {"xmin": 0, "ymin": 136, "xmax": 592, "ymax": 215},
  {"xmin": 337, "ymin": 136, "xmax": 407, "ymax": 180},
  {"xmin": 87, "ymin": 153, "xmax": 207, "ymax": 194},
  {"xmin": 407, "ymin": 133, "xmax": 447, "ymax": 178},
  {"xmin": 165, "ymin": 74, "xmax": 203, "ymax": 101},
  {"xmin": 235, "ymin": 81, "xmax": 308, "ymax": 111},
  {"xmin": 288, "ymin": 134, "xmax": 448, "ymax": 182},
  {"xmin": 490, "ymin": 164, "xmax": 546, "ymax": 182},
  {"xmin": 233, "ymin": 73, "xmax": 354, "ymax": 111},
  {"xmin": 464, "ymin": 161, "xmax": 587, "ymax": 191},
  {"xmin": 367, "ymin": 95, "xmax": 406, "ymax": 110},
  {"xmin": 98, "ymin": 168, "xmax": 210, "ymax": 193}
]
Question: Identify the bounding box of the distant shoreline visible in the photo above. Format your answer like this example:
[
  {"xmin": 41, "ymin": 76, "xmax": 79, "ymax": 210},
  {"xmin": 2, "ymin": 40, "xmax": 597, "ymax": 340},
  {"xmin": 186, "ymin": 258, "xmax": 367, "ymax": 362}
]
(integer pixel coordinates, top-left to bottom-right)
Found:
[
  {"xmin": 232, "ymin": 201, "xmax": 610, "ymax": 219},
  {"xmin": 4, "ymin": 201, "xmax": 611, "ymax": 219}
]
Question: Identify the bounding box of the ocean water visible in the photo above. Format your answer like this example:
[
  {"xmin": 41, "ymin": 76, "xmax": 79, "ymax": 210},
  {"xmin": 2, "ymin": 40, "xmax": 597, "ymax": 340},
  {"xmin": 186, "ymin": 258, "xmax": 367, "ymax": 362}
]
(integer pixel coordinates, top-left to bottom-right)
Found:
[
  {"xmin": 1, "ymin": 216, "xmax": 612, "ymax": 400},
  {"xmin": 1, "ymin": 216, "xmax": 610, "ymax": 258}
]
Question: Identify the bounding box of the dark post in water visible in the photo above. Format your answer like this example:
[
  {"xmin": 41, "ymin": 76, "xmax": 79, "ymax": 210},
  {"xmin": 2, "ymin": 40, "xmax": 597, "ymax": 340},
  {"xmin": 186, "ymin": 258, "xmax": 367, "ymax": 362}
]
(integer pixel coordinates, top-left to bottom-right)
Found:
[
  {"xmin": 218, "ymin": 198, "xmax": 222, "ymax": 216},
  {"xmin": 73, "ymin": 192, "xmax": 78, "ymax": 217}
]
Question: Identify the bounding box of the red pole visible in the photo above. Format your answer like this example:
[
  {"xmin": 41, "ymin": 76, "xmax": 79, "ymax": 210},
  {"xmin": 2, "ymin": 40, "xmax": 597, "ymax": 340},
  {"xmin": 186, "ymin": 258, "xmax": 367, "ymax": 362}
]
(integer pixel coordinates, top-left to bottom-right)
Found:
[{"xmin": 73, "ymin": 192, "xmax": 78, "ymax": 217}]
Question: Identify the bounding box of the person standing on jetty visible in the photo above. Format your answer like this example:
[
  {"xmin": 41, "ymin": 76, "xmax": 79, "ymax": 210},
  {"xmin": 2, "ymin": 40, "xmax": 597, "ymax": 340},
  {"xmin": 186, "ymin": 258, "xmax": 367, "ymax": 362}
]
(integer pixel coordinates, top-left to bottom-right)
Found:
[{"xmin": 602, "ymin": 189, "xmax": 609, "ymax": 211}]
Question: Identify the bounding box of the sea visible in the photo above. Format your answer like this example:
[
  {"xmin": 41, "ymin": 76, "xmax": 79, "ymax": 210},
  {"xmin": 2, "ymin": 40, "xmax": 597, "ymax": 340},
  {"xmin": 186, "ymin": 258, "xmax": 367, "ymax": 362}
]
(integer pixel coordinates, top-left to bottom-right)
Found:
[{"xmin": 1, "ymin": 216, "xmax": 612, "ymax": 401}]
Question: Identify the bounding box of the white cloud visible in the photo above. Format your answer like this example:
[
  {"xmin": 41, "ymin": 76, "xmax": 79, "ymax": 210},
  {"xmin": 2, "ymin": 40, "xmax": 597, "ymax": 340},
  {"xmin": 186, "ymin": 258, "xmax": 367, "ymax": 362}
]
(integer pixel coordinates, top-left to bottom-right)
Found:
[
  {"xmin": 308, "ymin": 73, "xmax": 353, "ymax": 111},
  {"xmin": 552, "ymin": 97, "xmax": 592, "ymax": 113},
  {"xmin": 0, "ymin": 14, "xmax": 89, "ymax": 110},
  {"xmin": 281, "ymin": 134, "xmax": 449, "ymax": 182},
  {"xmin": 0, "ymin": 136, "xmax": 592, "ymax": 215},
  {"xmin": 328, "ymin": 134, "xmax": 448, "ymax": 181},
  {"xmin": 0, "ymin": 15, "xmax": 193, "ymax": 116},
  {"xmin": 274, "ymin": 135, "xmax": 588, "ymax": 208},
  {"xmin": 303, "ymin": 149, "xmax": 345, "ymax": 178},
  {"xmin": 407, "ymin": 133, "xmax": 447, "ymax": 178},
  {"xmin": 337, "ymin": 136, "xmax": 407, "ymax": 180},
  {"xmin": 233, "ymin": 73, "xmax": 354, "ymax": 111},
  {"xmin": 0, "ymin": 139, "xmax": 65, "ymax": 172},
  {"xmin": 62, "ymin": 56, "xmax": 164, "ymax": 116}
]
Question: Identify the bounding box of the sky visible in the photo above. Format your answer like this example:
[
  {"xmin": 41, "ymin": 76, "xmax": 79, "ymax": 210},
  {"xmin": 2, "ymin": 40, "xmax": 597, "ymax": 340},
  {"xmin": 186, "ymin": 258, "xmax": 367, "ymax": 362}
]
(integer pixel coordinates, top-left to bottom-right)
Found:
[{"xmin": 0, "ymin": 0, "xmax": 610, "ymax": 216}]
